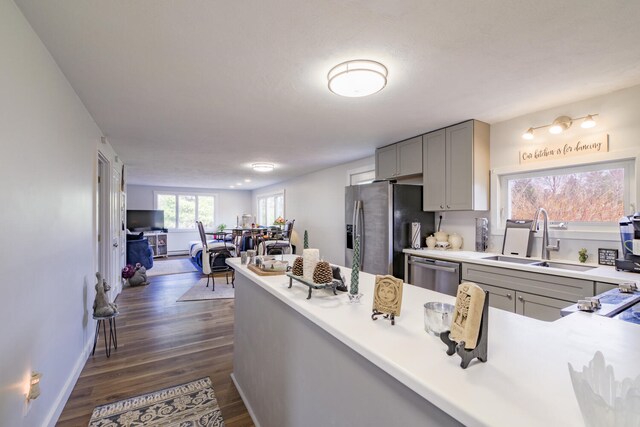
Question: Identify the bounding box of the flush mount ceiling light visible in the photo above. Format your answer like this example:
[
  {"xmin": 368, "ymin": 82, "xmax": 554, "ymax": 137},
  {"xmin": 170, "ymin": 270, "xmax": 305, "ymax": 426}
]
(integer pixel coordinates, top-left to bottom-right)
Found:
[
  {"xmin": 251, "ymin": 162, "xmax": 274, "ymax": 172},
  {"xmin": 327, "ymin": 60, "xmax": 388, "ymax": 97},
  {"xmin": 521, "ymin": 114, "xmax": 598, "ymax": 140}
]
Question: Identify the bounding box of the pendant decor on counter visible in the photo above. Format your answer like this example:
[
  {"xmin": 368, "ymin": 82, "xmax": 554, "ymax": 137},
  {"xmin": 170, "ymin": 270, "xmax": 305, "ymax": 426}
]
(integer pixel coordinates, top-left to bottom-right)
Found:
[
  {"xmin": 440, "ymin": 282, "xmax": 489, "ymax": 369},
  {"xmin": 349, "ymin": 236, "xmax": 363, "ymax": 303},
  {"xmin": 302, "ymin": 249, "xmax": 320, "ymax": 281},
  {"xmin": 411, "ymin": 223, "xmax": 421, "ymax": 249},
  {"xmin": 371, "ymin": 275, "xmax": 403, "ymax": 325},
  {"xmin": 304, "ymin": 230, "xmax": 309, "ymax": 249}
]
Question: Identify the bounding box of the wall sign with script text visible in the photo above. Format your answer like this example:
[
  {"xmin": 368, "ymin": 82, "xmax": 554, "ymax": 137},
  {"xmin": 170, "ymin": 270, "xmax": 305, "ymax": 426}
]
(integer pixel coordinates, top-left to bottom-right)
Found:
[{"xmin": 519, "ymin": 134, "xmax": 609, "ymax": 164}]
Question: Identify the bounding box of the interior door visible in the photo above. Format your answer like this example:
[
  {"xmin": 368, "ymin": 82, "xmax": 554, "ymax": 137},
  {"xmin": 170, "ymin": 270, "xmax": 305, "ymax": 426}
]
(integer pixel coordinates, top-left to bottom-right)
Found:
[{"xmin": 110, "ymin": 167, "xmax": 122, "ymax": 297}]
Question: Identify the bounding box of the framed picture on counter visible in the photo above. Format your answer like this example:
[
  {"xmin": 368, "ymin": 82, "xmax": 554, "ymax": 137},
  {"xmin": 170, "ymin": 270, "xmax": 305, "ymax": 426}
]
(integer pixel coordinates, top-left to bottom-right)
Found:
[{"xmin": 598, "ymin": 248, "xmax": 618, "ymax": 266}]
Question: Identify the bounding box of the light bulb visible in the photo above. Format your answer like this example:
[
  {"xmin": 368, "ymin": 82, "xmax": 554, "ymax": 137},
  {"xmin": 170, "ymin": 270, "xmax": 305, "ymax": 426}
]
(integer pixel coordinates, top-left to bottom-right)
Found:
[
  {"xmin": 581, "ymin": 115, "xmax": 596, "ymax": 128},
  {"xmin": 522, "ymin": 128, "xmax": 534, "ymax": 140}
]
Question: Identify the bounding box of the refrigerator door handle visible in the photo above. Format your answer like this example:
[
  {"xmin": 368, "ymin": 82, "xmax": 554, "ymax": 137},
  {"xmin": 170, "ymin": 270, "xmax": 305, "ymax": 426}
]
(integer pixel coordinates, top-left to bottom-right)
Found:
[
  {"xmin": 356, "ymin": 200, "xmax": 364, "ymax": 270},
  {"xmin": 352, "ymin": 201, "xmax": 358, "ymax": 238}
]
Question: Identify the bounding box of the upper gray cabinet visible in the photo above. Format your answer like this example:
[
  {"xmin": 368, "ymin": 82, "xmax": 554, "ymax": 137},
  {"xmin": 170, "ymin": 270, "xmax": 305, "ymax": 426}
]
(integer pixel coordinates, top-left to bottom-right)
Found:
[
  {"xmin": 375, "ymin": 136, "xmax": 423, "ymax": 180},
  {"xmin": 423, "ymin": 120, "xmax": 490, "ymax": 211}
]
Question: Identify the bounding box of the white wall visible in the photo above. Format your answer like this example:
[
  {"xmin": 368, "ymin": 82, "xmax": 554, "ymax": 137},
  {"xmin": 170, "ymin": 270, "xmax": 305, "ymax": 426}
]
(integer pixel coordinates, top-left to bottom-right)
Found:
[
  {"xmin": 126, "ymin": 184, "xmax": 252, "ymax": 253},
  {"xmin": 439, "ymin": 84, "xmax": 640, "ymax": 263},
  {"xmin": 0, "ymin": 1, "xmax": 106, "ymax": 425},
  {"xmin": 252, "ymin": 157, "xmax": 375, "ymax": 265}
]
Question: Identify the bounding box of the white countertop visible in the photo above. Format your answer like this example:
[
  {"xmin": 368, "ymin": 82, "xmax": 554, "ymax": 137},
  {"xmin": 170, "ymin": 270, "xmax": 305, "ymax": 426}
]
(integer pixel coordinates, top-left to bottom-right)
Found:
[
  {"xmin": 229, "ymin": 256, "xmax": 640, "ymax": 427},
  {"xmin": 403, "ymin": 248, "xmax": 640, "ymax": 284}
]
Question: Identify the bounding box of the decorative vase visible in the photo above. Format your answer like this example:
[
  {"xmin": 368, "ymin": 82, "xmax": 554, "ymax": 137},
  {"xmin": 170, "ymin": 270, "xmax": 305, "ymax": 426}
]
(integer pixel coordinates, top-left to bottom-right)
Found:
[
  {"xmin": 426, "ymin": 235, "xmax": 437, "ymax": 249},
  {"xmin": 449, "ymin": 233, "xmax": 463, "ymax": 250},
  {"xmin": 434, "ymin": 231, "xmax": 448, "ymax": 242}
]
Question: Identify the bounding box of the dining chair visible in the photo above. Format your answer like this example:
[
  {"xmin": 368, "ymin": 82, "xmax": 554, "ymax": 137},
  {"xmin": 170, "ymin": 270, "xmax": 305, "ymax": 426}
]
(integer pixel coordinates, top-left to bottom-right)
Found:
[{"xmin": 196, "ymin": 221, "xmax": 235, "ymax": 290}]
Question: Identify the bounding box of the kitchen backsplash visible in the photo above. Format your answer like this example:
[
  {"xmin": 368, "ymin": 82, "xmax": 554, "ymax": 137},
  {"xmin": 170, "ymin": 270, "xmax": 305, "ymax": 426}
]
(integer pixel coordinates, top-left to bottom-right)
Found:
[{"xmin": 431, "ymin": 210, "xmax": 620, "ymax": 264}]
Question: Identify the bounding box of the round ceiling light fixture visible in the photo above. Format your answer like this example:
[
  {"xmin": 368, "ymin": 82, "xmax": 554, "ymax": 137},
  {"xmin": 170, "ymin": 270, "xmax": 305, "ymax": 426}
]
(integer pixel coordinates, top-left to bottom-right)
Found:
[
  {"xmin": 251, "ymin": 162, "xmax": 275, "ymax": 172},
  {"xmin": 327, "ymin": 59, "xmax": 388, "ymax": 97}
]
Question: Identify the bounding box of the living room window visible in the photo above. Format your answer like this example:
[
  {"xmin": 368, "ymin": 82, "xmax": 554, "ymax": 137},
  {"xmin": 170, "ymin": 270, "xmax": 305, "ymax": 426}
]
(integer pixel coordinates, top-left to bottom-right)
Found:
[
  {"xmin": 257, "ymin": 190, "xmax": 285, "ymax": 226},
  {"xmin": 499, "ymin": 159, "xmax": 634, "ymax": 228},
  {"xmin": 155, "ymin": 192, "xmax": 216, "ymax": 230}
]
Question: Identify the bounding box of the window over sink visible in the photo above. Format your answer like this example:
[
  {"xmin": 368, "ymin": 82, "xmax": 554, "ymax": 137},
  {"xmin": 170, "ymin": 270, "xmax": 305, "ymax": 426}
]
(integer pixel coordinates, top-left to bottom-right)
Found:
[{"xmin": 496, "ymin": 159, "xmax": 635, "ymax": 234}]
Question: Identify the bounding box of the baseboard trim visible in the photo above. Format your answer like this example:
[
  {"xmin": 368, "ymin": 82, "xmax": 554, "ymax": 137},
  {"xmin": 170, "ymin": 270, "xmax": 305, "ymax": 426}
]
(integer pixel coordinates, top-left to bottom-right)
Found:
[
  {"xmin": 230, "ymin": 372, "xmax": 260, "ymax": 427},
  {"xmin": 44, "ymin": 330, "xmax": 94, "ymax": 427}
]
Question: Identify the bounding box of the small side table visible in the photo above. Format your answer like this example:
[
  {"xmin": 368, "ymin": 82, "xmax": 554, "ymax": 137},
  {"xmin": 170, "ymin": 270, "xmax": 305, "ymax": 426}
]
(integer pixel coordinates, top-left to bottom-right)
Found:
[{"xmin": 92, "ymin": 313, "xmax": 118, "ymax": 358}]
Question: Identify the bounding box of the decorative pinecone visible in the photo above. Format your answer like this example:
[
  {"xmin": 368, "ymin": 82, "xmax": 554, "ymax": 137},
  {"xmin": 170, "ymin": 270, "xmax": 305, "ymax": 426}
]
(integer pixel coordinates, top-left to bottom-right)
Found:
[
  {"xmin": 313, "ymin": 261, "xmax": 333, "ymax": 284},
  {"xmin": 292, "ymin": 257, "xmax": 304, "ymax": 276}
]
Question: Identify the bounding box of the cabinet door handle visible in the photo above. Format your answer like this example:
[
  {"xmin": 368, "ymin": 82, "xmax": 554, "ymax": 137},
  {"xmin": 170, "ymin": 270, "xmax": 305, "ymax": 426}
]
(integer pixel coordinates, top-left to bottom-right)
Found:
[
  {"xmin": 518, "ymin": 296, "xmax": 524, "ymax": 302},
  {"xmin": 506, "ymin": 293, "xmax": 512, "ymax": 300},
  {"xmin": 440, "ymin": 205, "xmax": 444, "ymax": 209},
  {"xmin": 446, "ymin": 205, "xmax": 450, "ymax": 209}
]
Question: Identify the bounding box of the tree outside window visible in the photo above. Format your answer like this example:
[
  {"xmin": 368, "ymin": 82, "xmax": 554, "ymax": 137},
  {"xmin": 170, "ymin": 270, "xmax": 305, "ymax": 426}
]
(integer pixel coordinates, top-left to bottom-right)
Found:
[{"xmin": 155, "ymin": 193, "xmax": 216, "ymax": 229}]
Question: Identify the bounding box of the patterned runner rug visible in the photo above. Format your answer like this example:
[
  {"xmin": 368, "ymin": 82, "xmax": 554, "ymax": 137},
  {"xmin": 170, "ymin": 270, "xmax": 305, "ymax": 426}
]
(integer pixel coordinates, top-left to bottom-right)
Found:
[{"xmin": 88, "ymin": 377, "xmax": 224, "ymax": 426}]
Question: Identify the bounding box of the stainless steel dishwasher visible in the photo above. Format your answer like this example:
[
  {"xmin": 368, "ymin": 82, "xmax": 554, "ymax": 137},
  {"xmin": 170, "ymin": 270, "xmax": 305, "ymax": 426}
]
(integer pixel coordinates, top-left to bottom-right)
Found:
[{"xmin": 406, "ymin": 256, "xmax": 461, "ymax": 296}]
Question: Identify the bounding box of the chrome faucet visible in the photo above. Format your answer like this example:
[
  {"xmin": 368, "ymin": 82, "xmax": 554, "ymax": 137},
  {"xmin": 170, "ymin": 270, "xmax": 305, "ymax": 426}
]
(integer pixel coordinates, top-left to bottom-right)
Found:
[{"xmin": 532, "ymin": 208, "xmax": 560, "ymax": 260}]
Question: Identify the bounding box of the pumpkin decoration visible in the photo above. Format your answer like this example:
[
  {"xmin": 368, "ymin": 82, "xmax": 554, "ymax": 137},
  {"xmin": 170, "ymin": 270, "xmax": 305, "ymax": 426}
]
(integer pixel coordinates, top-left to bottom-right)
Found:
[
  {"xmin": 313, "ymin": 261, "xmax": 333, "ymax": 284},
  {"xmin": 292, "ymin": 256, "xmax": 304, "ymax": 276}
]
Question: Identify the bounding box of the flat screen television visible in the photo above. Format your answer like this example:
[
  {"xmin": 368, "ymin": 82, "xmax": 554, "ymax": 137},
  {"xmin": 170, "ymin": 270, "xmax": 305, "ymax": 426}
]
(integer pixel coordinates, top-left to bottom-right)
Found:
[{"xmin": 127, "ymin": 210, "xmax": 165, "ymax": 231}]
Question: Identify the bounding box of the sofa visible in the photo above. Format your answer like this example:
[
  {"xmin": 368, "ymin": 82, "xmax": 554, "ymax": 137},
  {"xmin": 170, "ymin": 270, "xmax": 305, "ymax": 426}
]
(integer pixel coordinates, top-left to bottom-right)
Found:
[{"xmin": 126, "ymin": 237, "xmax": 154, "ymax": 269}]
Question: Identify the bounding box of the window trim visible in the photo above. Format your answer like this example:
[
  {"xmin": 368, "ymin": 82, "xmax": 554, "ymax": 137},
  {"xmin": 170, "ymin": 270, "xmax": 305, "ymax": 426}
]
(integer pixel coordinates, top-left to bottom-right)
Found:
[
  {"xmin": 255, "ymin": 189, "xmax": 285, "ymax": 227},
  {"xmin": 346, "ymin": 164, "xmax": 376, "ymax": 186},
  {"xmin": 153, "ymin": 191, "xmax": 218, "ymax": 232},
  {"xmin": 490, "ymin": 149, "xmax": 639, "ymax": 239}
]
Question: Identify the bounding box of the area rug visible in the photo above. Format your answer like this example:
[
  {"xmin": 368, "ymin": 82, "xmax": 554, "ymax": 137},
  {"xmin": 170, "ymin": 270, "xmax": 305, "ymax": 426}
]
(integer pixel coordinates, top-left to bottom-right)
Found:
[
  {"xmin": 147, "ymin": 258, "xmax": 198, "ymax": 277},
  {"xmin": 177, "ymin": 277, "xmax": 235, "ymax": 302},
  {"xmin": 88, "ymin": 377, "xmax": 224, "ymax": 426}
]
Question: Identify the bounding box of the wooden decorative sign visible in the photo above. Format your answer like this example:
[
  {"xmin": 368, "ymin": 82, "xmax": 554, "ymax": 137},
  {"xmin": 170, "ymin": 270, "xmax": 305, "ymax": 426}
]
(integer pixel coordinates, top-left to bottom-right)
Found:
[
  {"xmin": 450, "ymin": 282, "xmax": 486, "ymax": 350},
  {"xmin": 372, "ymin": 275, "xmax": 403, "ymax": 325},
  {"xmin": 519, "ymin": 133, "xmax": 608, "ymax": 164}
]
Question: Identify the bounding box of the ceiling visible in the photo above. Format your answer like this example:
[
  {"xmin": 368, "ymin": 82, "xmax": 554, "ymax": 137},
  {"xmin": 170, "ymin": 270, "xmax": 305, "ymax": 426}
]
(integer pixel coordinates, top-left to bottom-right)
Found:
[{"xmin": 15, "ymin": 0, "xmax": 640, "ymax": 189}]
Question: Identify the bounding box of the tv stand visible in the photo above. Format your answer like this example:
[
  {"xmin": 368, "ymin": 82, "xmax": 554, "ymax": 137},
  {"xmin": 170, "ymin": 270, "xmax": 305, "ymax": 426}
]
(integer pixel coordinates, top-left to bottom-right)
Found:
[{"xmin": 144, "ymin": 231, "xmax": 168, "ymax": 258}]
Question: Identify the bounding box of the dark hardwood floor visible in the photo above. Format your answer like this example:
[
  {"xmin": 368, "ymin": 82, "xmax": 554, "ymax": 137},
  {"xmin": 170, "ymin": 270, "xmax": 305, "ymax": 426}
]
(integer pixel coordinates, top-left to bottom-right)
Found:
[{"xmin": 57, "ymin": 269, "xmax": 253, "ymax": 426}]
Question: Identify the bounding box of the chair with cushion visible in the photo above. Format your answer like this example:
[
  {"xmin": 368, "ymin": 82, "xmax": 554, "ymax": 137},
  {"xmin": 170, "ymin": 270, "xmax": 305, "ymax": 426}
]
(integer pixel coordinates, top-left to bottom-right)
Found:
[
  {"xmin": 196, "ymin": 221, "xmax": 235, "ymax": 290},
  {"xmin": 126, "ymin": 237, "xmax": 154, "ymax": 270},
  {"xmin": 258, "ymin": 219, "xmax": 295, "ymax": 255}
]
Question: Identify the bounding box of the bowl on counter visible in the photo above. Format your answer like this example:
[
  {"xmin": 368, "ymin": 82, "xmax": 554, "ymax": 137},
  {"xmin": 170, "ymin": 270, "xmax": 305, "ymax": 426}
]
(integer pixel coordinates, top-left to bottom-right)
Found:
[{"xmin": 423, "ymin": 302, "xmax": 454, "ymax": 336}]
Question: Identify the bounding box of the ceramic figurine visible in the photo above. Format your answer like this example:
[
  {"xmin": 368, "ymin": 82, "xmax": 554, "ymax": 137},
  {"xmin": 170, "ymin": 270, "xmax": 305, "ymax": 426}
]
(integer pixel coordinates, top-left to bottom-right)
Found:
[
  {"xmin": 426, "ymin": 235, "xmax": 437, "ymax": 249},
  {"xmin": 449, "ymin": 233, "xmax": 463, "ymax": 250},
  {"xmin": 93, "ymin": 272, "xmax": 118, "ymax": 317},
  {"xmin": 434, "ymin": 231, "xmax": 448, "ymax": 242}
]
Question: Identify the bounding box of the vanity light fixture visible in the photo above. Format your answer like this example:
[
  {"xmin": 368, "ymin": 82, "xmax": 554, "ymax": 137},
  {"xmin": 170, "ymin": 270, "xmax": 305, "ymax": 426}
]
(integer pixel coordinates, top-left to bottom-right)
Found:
[
  {"xmin": 521, "ymin": 114, "xmax": 598, "ymax": 140},
  {"xmin": 327, "ymin": 60, "xmax": 388, "ymax": 97},
  {"xmin": 251, "ymin": 163, "xmax": 275, "ymax": 172}
]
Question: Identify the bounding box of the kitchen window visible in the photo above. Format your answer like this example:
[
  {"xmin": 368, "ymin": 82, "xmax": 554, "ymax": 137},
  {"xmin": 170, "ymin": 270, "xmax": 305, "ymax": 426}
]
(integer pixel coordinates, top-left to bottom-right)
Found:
[
  {"xmin": 499, "ymin": 160, "xmax": 634, "ymax": 229},
  {"xmin": 257, "ymin": 190, "xmax": 285, "ymax": 226},
  {"xmin": 155, "ymin": 192, "xmax": 216, "ymax": 230}
]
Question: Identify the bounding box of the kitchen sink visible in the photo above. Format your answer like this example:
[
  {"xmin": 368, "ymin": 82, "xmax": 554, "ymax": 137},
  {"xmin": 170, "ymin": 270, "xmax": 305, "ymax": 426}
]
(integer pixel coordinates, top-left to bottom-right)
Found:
[
  {"xmin": 531, "ymin": 261, "xmax": 597, "ymax": 271},
  {"xmin": 481, "ymin": 255, "xmax": 539, "ymax": 264}
]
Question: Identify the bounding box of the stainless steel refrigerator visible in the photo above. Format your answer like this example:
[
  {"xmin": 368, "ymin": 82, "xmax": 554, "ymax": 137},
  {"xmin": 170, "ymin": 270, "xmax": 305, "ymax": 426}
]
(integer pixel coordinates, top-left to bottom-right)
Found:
[{"xmin": 345, "ymin": 182, "xmax": 434, "ymax": 279}]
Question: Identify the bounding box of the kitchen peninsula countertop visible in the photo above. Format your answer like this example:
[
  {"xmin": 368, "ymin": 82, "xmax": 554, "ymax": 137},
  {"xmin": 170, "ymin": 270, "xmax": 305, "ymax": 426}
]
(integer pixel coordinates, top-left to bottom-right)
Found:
[
  {"xmin": 403, "ymin": 248, "xmax": 640, "ymax": 284},
  {"xmin": 228, "ymin": 256, "xmax": 640, "ymax": 426}
]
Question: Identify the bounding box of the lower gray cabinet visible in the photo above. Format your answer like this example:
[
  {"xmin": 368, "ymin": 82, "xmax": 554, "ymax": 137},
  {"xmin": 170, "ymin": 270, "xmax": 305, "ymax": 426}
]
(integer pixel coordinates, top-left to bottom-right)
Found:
[
  {"xmin": 479, "ymin": 283, "xmax": 516, "ymax": 313},
  {"xmin": 595, "ymin": 282, "xmax": 618, "ymax": 295},
  {"xmin": 515, "ymin": 291, "xmax": 568, "ymax": 322}
]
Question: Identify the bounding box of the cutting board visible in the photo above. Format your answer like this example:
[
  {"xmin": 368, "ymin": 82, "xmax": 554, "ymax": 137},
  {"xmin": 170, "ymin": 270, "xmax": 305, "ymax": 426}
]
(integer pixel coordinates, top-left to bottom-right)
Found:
[
  {"xmin": 247, "ymin": 263, "xmax": 286, "ymax": 276},
  {"xmin": 502, "ymin": 220, "xmax": 534, "ymax": 257}
]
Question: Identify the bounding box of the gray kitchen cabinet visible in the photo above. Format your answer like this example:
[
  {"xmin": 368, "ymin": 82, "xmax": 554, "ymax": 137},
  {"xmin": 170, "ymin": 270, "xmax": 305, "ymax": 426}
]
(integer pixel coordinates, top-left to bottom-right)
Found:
[
  {"xmin": 462, "ymin": 262, "xmax": 593, "ymax": 321},
  {"xmin": 375, "ymin": 136, "xmax": 423, "ymax": 180},
  {"xmin": 515, "ymin": 291, "xmax": 568, "ymax": 322},
  {"xmin": 423, "ymin": 120, "xmax": 490, "ymax": 211},
  {"xmin": 595, "ymin": 282, "xmax": 618, "ymax": 294},
  {"xmin": 479, "ymin": 283, "xmax": 516, "ymax": 313}
]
